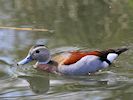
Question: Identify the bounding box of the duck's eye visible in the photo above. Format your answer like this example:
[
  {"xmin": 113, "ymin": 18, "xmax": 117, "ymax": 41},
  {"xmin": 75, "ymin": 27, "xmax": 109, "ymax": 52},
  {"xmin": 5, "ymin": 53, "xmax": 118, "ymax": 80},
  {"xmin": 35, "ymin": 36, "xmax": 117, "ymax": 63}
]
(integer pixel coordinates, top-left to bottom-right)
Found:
[{"xmin": 35, "ymin": 50, "xmax": 40, "ymax": 53}]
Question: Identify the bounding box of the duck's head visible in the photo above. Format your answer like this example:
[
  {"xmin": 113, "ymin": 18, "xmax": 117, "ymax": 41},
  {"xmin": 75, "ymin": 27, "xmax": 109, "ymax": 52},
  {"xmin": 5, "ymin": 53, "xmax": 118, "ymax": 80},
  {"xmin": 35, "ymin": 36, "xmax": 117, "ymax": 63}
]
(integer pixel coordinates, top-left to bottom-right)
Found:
[{"xmin": 18, "ymin": 45, "xmax": 51, "ymax": 65}]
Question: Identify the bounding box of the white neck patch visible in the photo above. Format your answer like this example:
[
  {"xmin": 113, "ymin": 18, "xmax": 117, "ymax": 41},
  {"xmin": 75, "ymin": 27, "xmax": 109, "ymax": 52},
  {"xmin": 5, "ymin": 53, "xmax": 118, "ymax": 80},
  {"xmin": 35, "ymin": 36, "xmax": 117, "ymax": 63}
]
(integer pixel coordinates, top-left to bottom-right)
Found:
[{"xmin": 38, "ymin": 61, "xmax": 49, "ymax": 64}]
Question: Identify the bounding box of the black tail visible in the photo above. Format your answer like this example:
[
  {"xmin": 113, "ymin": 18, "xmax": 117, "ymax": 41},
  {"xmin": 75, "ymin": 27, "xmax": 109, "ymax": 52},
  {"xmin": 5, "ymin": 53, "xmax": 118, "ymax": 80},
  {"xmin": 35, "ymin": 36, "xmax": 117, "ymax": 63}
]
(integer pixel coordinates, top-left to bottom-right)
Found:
[{"xmin": 115, "ymin": 48, "xmax": 128, "ymax": 55}]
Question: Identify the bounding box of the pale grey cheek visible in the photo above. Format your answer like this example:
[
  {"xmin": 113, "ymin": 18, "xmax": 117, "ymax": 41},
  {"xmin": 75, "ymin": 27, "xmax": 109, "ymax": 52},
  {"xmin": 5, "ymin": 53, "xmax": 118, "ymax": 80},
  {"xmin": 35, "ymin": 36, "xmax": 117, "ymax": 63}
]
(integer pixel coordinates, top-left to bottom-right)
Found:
[{"xmin": 31, "ymin": 54, "xmax": 39, "ymax": 60}]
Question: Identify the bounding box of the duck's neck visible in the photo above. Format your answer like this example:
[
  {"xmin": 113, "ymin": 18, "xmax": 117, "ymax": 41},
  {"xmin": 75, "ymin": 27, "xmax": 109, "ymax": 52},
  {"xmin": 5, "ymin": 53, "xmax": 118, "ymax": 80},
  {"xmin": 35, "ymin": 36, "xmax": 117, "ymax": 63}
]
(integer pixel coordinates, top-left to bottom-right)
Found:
[
  {"xmin": 37, "ymin": 61, "xmax": 50, "ymax": 64},
  {"xmin": 34, "ymin": 60, "xmax": 58, "ymax": 73}
]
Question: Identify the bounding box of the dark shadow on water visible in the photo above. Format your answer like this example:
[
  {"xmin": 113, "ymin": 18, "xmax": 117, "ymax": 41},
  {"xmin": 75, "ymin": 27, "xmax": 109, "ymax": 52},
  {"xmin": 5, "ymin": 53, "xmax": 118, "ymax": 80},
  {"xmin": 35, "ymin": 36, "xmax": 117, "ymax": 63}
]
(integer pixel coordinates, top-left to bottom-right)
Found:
[
  {"xmin": 11, "ymin": 65, "xmax": 50, "ymax": 94},
  {"xmin": 18, "ymin": 74, "xmax": 50, "ymax": 94}
]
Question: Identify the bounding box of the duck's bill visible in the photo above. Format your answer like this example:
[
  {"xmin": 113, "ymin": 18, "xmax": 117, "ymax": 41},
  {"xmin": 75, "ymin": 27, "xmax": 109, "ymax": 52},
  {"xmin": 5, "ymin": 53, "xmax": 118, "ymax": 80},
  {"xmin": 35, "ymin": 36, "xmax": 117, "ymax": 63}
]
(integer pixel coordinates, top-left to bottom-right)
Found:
[{"xmin": 17, "ymin": 54, "xmax": 32, "ymax": 65}]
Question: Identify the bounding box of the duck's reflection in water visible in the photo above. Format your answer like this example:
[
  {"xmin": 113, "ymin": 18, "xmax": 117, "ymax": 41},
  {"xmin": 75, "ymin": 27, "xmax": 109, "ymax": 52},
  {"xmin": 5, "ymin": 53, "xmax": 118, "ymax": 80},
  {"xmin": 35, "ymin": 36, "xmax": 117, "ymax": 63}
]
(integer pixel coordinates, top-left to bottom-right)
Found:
[{"xmin": 18, "ymin": 71, "xmax": 50, "ymax": 94}]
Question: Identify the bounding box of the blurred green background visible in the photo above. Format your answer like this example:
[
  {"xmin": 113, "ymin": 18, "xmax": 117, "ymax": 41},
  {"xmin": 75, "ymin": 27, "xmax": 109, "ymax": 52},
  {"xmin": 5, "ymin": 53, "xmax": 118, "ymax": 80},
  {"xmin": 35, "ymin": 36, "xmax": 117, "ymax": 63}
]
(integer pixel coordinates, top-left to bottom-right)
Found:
[{"xmin": 0, "ymin": 0, "xmax": 133, "ymax": 100}]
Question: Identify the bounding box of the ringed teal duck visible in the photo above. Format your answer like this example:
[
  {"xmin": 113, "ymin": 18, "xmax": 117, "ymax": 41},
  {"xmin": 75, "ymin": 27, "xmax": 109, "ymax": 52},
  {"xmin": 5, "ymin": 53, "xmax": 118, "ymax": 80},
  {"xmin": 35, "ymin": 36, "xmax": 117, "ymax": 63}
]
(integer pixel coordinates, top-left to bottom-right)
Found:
[{"xmin": 18, "ymin": 45, "xmax": 128, "ymax": 75}]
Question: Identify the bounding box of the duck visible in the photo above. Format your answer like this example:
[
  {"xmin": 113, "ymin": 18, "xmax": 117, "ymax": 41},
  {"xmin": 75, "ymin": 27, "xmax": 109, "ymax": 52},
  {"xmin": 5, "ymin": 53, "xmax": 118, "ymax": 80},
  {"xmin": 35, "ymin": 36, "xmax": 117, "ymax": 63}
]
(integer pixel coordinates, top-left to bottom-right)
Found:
[{"xmin": 17, "ymin": 45, "xmax": 128, "ymax": 75}]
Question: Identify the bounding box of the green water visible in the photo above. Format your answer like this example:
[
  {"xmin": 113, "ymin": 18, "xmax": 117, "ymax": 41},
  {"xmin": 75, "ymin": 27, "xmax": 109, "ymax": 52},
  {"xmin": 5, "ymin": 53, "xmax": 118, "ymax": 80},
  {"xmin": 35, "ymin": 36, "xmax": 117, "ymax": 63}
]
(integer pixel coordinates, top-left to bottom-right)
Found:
[{"xmin": 0, "ymin": 0, "xmax": 133, "ymax": 100}]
